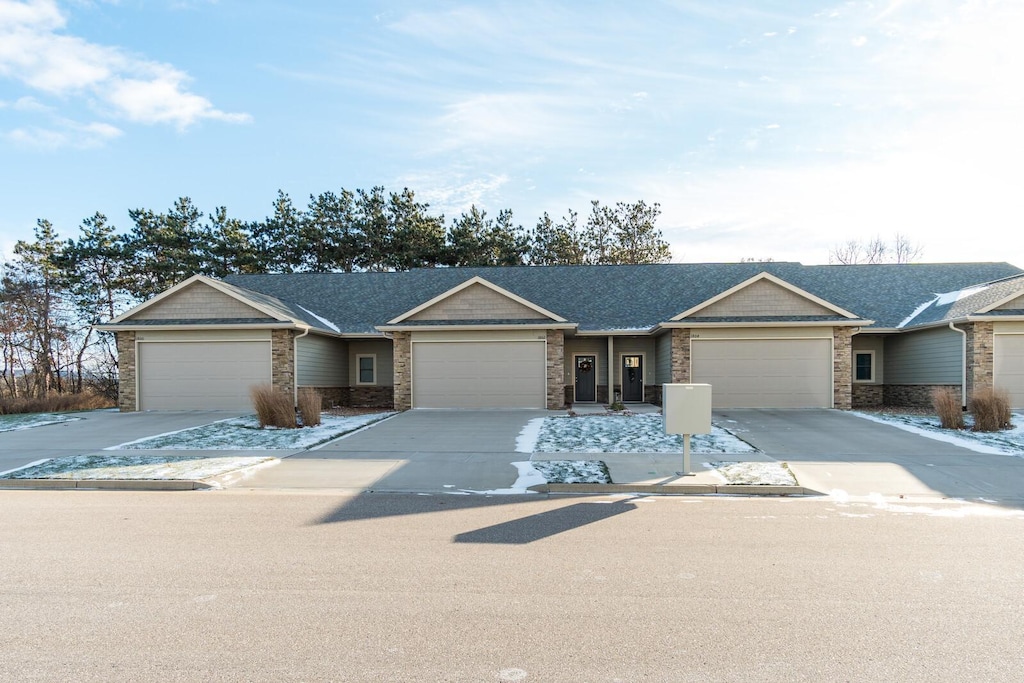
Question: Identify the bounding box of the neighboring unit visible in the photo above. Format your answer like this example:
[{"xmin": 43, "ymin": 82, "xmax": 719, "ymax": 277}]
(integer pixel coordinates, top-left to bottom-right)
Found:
[{"xmin": 96, "ymin": 262, "xmax": 1024, "ymax": 411}]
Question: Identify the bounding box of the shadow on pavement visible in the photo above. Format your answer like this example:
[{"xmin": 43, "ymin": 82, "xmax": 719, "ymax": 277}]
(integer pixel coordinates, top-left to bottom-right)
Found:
[
  {"xmin": 453, "ymin": 500, "xmax": 636, "ymax": 544},
  {"xmin": 310, "ymin": 492, "xmax": 638, "ymax": 544}
]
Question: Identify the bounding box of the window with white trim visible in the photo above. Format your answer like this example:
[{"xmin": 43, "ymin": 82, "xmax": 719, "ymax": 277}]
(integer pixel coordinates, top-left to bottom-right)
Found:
[
  {"xmin": 356, "ymin": 354, "xmax": 376, "ymax": 385},
  {"xmin": 854, "ymin": 351, "xmax": 874, "ymax": 382}
]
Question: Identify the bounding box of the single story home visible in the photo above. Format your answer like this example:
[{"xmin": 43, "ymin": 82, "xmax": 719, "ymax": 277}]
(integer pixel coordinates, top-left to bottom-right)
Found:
[{"xmin": 96, "ymin": 262, "xmax": 1024, "ymax": 412}]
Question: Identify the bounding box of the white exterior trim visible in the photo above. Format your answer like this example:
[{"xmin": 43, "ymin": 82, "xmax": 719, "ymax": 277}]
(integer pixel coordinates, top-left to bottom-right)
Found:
[
  {"xmin": 355, "ymin": 354, "xmax": 377, "ymax": 386},
  {"xmin": 669, "ymin": 272, "xmax": 860, "ymax": 321}
]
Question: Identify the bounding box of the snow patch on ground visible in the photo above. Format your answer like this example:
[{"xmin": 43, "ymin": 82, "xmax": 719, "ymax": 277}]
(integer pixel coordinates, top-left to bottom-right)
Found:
[
  {"xmin": 0, "ymin": 413, "xmax": 82, "ymax": 432},
  {"xmin": 0, "ymin": 454, "xmax": 278, "ymax": 481},
  {"xmin": 461, "ymin": 460, "xmax": 611, "ymax": 495},
  {"xmin": 852, "ymin": 411, "xmax": 1024, "ymax": 456},
  {"xmin": 704, "ymin": 461, "xmax": 797, "ymax": 486},
  {"xmin": 108, "ymin": 412, "xmax": 395, "ymax": 450},
  {"xmin": 519, "ymin": 414, "xmax": 756, "ymax": 454}
]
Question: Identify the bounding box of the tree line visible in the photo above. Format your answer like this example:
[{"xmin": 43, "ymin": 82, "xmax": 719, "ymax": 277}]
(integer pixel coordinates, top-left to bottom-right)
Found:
[{"xmin": 0, "ymin": 187, "xmax": 672, "ymax": 400}]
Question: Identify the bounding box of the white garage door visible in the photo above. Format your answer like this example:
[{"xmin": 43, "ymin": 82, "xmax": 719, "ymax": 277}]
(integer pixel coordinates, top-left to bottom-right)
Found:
[
  {"xmin": 692, "ymin": 338, "xmax": 832, "ymax": 408},
  {"xmin": 412, "ymin": 341, "xmax": 546, "ymax": 408},
  {"xmin": 138, "ymin": 341, "xmax": 272, "ymax": 410},
  {"xmin": 995, "ymin": 334, "xmax": 1024, "ymax": 409}
]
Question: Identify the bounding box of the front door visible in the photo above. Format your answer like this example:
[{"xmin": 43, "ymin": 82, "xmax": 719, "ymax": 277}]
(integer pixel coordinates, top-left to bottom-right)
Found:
[
  {"xmin": 622, "ymin": 355, "xmax": 643, "ymax": 402},
  {"xmin": 574, "ymin": 355, "xmax": 597, "ymax": 402}
]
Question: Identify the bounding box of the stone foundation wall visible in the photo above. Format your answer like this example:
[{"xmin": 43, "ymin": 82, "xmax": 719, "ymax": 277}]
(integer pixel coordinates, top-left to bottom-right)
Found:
[
  {"xmin": 303, "ymin": 387, "xmax": 345, "ymax": 409},
  {"xmin": 348, "ymin": 385, "xmax": 394, "ymax": 408},
  {"xmin": 883, "ymin": 384, "xmax": 961, "ymax": 408},
  {"xmin": 116, "ymin": 331, "xmax": 136, "ymax": 412},
  {"xmin": 645, "ymin": 384, "xmax": 663, "ymax": 406},
  {"xmin": 851, "ymin": 384, "xmax": 883, "ymax": 408}
]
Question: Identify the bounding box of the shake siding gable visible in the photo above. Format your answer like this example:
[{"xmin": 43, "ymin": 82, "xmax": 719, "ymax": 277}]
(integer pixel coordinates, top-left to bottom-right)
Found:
[
  {"xmin": 132, "ymin": 283, "xmax": 273, "ymax": 320},
  {"xmin": 995, "ymin": 293, "xmax": 1024, "ymax": 311},
  {"xmin": 884, "ymin": 327, "xmax": 962, "ymax": 385},
  {"xmin": 696, "ymin": 279, "xmax": 836, "ymax": 317},
  {"xmin": 408, "ymin": 283, "xmax": 549, "ymax": 321}
]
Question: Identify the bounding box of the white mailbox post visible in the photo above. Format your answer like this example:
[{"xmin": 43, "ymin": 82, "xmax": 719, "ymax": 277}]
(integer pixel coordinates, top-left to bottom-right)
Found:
[{"xmin": 662, "ymin": 383, "xmax": 712, "ymax": 476}]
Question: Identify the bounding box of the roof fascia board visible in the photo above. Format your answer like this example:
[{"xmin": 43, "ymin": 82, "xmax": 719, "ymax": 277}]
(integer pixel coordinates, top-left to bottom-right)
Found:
[
  {"xmin": 670, "ymin": 271, "xmax": 860, "ymax": 321},
  {"xmin": 386, "ymin": 276, "xmax": 567, "ymax": 324},
  {"xmin": 94, "ymin": 322, "xmax": 303, "ymax": 332},
  {"xmin": 107, "ymin": 275, "xmax": 293, "ymax": 324},
  {"xmin": 573, "ymin": 329, "xmax": 658, "ymax": 336},
  {"xmin": 659, "ymin": 319, "xmax": 871, "ymax": 329},
  {"xmin": 377, "ymin": 322, "xmax": 576, "ymax": 333}
]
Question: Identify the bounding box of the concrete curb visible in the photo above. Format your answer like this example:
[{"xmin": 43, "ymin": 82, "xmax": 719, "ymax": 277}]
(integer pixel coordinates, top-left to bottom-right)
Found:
[
  {"xmin": 533, "ymin": 483, "xmax": 817, "ymax": 496},
  {"xmin": 0, "ymin": 479, "xmax": 212, "ymax": 491}
]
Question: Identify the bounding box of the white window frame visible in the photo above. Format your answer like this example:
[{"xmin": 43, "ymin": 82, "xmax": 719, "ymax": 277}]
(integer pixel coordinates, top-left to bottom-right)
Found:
[
  {"xmin": 356, "ymin": 354, "xmax": 377, "ymax": 386},
  {"xmin": 853, "ymin": 350, "xmax": 875, "ymax": 383}
]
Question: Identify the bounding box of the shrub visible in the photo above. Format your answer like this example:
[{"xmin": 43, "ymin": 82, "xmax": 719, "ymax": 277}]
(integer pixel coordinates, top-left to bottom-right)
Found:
[
  {"xmin": 0, "ymin": 391, "xmax": 114, "ymax": 415},
  {"xmin": 931, "ymin": 387, "xmax": 964, "ymax": 430},
  {"xmin": 250, "ymin": 384, "xmax": 296, "ymax": 429},
  {"xmin": 297, "ymin": 387, "xmax": 322, "ymax": 427},
  {"xmin": 609, "ymin": 400, "xmax": 625, "ymax": 412},
  {"xmin": 970, "ymin": 386, "xmax": 1012, "ymax": 432}
]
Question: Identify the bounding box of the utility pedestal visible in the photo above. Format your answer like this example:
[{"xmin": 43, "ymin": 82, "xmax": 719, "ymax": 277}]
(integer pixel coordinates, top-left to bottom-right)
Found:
[{"xmin": 662, "ymin": 384, "xmax": 712, "ymax": 476}]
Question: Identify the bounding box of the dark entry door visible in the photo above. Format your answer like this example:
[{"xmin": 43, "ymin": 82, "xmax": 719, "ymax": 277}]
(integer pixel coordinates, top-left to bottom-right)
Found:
[
  {"xmin": 574, "ymin": 355, "xmax": 597, "ymax": 402},
  {"xmin": 622, "ymin": 355, "xmax": 643, "ymax": 402}
]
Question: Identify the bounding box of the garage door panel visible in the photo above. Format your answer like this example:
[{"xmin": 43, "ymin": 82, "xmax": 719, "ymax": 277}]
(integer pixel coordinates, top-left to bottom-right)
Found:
[
  {"xmin": 413, "ymin": 341, "xmax": 545, "ymax": 408},
  {"xmin": 692, "ymin": 338, "xmax": 831, "ymax": 408},
  {"xmin": 995, "ymin": 335, "xmax": 1024, "ymax": 409},
  {"xmin": 139, "ymin": 341, "xmax": 271, "ymax": 410}
]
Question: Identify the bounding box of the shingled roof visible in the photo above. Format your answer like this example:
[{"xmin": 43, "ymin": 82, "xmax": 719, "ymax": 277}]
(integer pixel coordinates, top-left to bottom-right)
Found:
[{"xmin": 220, "ymin": 262, "xmax": 1024, "ymax": 335}]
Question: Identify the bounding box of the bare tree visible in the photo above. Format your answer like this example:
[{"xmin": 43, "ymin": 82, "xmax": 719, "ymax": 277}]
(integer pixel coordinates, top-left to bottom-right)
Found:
[{"xmin": 829, "ymin": 234, "xmax": 924, "ymax": 264}]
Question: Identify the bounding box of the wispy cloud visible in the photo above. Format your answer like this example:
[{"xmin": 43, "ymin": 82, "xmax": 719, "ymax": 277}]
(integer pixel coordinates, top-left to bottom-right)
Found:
[
  {"xmin": 0, "ymin": 0, "xmax": 249, "ymax": 138},
  {"xmin": 7, "ymin": 118, "xmax": 122, "ymax": 150},
  {"xmin": 396, "ymin": 171, "xmax": 510, "ymax": 219}
]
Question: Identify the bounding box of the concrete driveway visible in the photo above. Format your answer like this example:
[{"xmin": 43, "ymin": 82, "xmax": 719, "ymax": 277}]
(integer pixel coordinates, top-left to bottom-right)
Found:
[
  {"xmin": 240, "ymin": 409, "xmax": 549, "ymax": 492},
  {"xmin": 717, "ymin": 409, "xmax": 1024, "ymax": 504},
  {"xmin": 0, "ymin": 410, "xmax": 249, "ymax": 475}
]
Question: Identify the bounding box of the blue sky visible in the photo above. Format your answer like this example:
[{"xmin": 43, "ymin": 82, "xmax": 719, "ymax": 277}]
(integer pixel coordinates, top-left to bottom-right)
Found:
[{"xmin": 1, "ymin": 0, "xmax": 1021, "ymax": 265}]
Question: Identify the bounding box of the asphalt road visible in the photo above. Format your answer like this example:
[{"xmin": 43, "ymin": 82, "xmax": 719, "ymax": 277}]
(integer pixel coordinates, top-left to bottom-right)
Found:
[{"xmin": 3, "ymin": 490, "xmax": 1023, "ymax": 682}]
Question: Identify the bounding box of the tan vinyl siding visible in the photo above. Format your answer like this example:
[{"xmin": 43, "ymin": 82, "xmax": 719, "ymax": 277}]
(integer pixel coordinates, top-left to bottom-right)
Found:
[
  {"xmin": 656, "ymin": 332, "xmax": 673, "ymax": 385},
  {"xmin": 350, "ymin": 339, "xmax": 394, "ymax": 386},
  {"xmin": 409, "ymin": 283, "xmax": 549, "ymax": 321},
  {"xmin": 884, "ymin": 327, "xmax": 962, "ymax": 384},
  {"xmin": 296, "ymin": 334, "xmax": 347, "ymax": 387},
  {"xmin": 696, "ymin": 279, "xmax": 835, "ymax": 317},
  {"xmin": 852, "ymin": 334, "xmax": 885, "ymax": 384},
  {"xmin": 563, "ymin": 337, "xmax": 607, "ymax": 385},
  {"xmin": 133, "ymin": 283, "xmax": 273, "ymax": 320}
]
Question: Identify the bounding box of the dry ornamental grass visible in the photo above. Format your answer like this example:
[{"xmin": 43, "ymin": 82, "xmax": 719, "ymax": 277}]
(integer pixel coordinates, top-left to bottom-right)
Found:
[
  {"xmin": 931, "ymin": 387, "xmax": 965, "ymax": 430},
  {"xmin": 250, "ymin": 384, "xmax": 296, "ymax": 429},
  {"xmin": 297, "ymin": 387, "xmax": 322, "ymax": 427},
  {"xmin": 970, "ymin": 387, "xmax": 1012, "ymax": 432}
]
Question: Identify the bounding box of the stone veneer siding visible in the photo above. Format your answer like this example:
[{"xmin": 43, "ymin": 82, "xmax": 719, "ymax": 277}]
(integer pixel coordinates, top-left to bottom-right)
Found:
[
  {"xmin": 965, "ymin": 321, "xmax": 994, "ymax": 405},
  {"xmin": 671, "ymin": 329, "xmax": 691, "ymax": 384},
  {"xmin": 392, "ymin": 332, "xmax": 412, "ymax": 410},
  {"xmin": 116, "ymin": 331, "xmax": 137, "ymax": 412},
  {"xmin": 833, "ymin": 327, "xmax": 852, "ymax": 410},
  {"xmin": 547, "ymin": 330, "xmax": 565, "ymax": 409},
  {"xmin": 851, "ymin": 383, "xmax": 883, "ymax": 408},
  {"xmin": 271, "ymin": 329, "xmax": 296, "ymax": 402},
  {"xmin": 883, "ymin": 384, "xmax": 961, "ymax": 408}
]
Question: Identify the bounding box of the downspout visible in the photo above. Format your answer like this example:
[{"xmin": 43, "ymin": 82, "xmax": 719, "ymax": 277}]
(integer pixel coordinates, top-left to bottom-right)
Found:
[
  {"xmin": 949, "ymin": 322, "xmax": 967, "ymax": 409},
  {"xmin": 293, "ymin": 327, "xmax": 311, "ymax": 405}
]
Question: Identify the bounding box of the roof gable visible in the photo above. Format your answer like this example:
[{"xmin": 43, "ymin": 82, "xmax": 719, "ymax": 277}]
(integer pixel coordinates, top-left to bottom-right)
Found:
[
  {"xmin": 388, "ymin": 276, "xmax": 566, "ymax": 324},
  {"xmin": 671, "ymin": 272, "xmax": 858, "ymax": 321},
  {"xmin": 111, "ymin": 275, "xmax": 288, "ymax": 324}
]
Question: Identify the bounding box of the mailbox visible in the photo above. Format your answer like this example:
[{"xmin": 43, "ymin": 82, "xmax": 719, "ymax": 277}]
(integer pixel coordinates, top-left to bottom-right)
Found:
[{"xmin": 663, "ymin": 383, "xmax": 712, "ymax": 435}]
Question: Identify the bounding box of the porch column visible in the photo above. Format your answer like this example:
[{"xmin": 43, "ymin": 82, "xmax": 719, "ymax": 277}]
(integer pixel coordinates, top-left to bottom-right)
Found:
[
  {"xmin": 671, "ymin": 328, "xmax": 690, "ymax": 384},
  {"xmin": 607, "ymin": 336, "xmax": 614, "ymax": 403},
  {"xmin": 546, "ymin": 329, "xmax": 565, "ymax": 410},
  {"xmin": 965, "ymin": 321, "xmax": 995, "ymax": 405},
  {"xmin": 832, "ymin": 327, "xmax": 852, "ymax": 410},
  {"xmin": 392, "ymin": 332, "xmax": 412, "ymax": 410}
]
